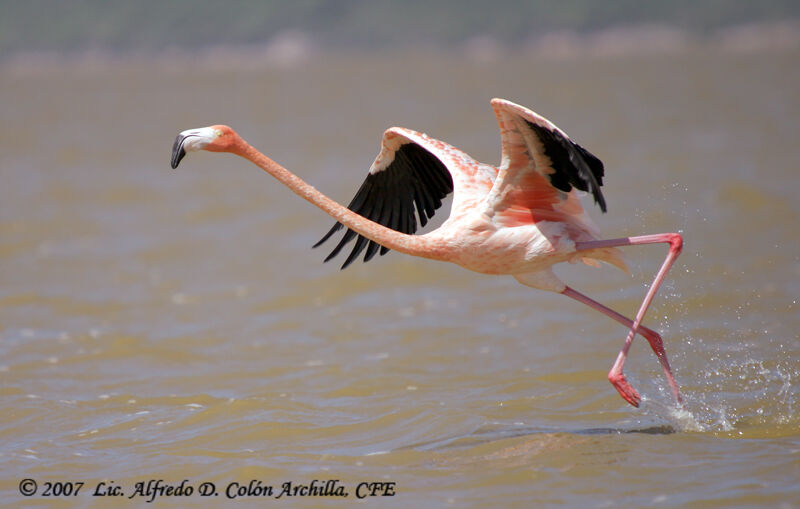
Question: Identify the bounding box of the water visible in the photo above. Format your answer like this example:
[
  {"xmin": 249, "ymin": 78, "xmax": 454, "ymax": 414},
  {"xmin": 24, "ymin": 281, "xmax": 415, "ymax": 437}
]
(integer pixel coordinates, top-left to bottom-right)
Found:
[{"xmin": 1, "ymin": 47, "xmax": 798, "ymax": 507}]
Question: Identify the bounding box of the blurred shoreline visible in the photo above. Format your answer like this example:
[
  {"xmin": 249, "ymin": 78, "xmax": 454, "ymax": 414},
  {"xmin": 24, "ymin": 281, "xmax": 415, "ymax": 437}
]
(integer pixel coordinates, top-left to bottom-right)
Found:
[{"xmin": 3, "ymin": 21, "xmax": 798, "ymax": 76}]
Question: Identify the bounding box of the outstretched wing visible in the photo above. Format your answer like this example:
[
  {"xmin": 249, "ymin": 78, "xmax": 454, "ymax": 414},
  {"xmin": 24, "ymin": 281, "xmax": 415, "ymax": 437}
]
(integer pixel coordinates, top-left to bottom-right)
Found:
[
  {"xmin": 313, "ymin": 128, "xmax": 454, "ymax": 269},
  {"xmin": 490, "ymin": 98, "xmax": 607, "ymax": 214},
  {"xmin": 490, "ymin": 98, "xmax": 627, "ymax": 272}
]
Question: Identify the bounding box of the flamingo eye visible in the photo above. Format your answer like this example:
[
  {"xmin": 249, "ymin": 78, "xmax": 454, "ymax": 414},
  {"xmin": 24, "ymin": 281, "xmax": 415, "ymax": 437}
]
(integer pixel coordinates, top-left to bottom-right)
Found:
[{"xmin": 215, "ymin": 129, "xmax": 223, "ymax": 137}]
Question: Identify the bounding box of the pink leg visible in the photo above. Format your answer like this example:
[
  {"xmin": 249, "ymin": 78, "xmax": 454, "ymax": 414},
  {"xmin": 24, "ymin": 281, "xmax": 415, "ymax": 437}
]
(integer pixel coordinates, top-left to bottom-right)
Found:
[{"xmin": 569, "ymin": 233, "xmax": 684, "ymax": 408}]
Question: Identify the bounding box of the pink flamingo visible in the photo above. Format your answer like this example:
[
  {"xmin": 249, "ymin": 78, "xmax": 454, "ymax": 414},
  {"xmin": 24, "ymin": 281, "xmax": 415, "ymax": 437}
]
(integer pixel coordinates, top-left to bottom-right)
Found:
[{"xmin": 171, "ymin": 98, "xmax": 684, "ymax": 408}]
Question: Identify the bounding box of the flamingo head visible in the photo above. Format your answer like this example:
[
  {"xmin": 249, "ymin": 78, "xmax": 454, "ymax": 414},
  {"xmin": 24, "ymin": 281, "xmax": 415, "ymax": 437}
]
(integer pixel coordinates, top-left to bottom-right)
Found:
[{"xmin": 171, "ymin": 125, "xmax": 239, "ymax": 168}]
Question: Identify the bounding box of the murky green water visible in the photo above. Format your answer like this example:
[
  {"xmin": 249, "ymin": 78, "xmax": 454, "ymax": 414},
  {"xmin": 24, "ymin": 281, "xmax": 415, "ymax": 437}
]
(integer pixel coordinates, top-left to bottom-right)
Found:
[{"xmin": 1, "ymin": 48, "xmax": 798, "ymax": 507}]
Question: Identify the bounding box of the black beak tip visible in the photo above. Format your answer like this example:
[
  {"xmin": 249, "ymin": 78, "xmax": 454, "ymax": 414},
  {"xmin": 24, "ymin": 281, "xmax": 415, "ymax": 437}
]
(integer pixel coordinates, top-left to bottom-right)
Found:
[
  {"xmin": 171, "ymin": 147, "xmax": 186, "ymax": 169},
  {"xmin": 170, "ymin": 134, "xmax": 187, "ymax": 169}
]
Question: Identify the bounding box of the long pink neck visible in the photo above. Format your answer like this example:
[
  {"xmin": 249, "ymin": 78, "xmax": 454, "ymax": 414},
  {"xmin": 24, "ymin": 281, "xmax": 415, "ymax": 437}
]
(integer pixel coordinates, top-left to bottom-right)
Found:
[{"xmin": 232, "ymin": 140, "xmax": 444, "ymax": 260}]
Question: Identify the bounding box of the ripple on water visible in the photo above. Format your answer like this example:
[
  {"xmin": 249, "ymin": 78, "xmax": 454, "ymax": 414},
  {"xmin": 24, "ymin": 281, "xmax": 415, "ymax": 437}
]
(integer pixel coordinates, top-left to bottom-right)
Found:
[{"xmin": 1, "ymin": 48, "xmax": 799, "ymax": 507}]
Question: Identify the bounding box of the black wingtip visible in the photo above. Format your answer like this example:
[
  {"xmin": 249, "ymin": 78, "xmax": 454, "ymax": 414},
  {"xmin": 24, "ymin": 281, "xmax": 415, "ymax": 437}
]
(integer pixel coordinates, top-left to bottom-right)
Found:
[
  {"xmin": 524, "ymin": 119, "xmax": 608, "ymax": 213},
  {"xmin": 313, "ymin": 223, "xmax": 343, "ymax": 249},
  {"xmin": 314, "ymin": 141, "xmax": 453, "ymax": 269},
  {"xmin": 573, "ymin": 143, "xmax": 607, "ymax": 213}
]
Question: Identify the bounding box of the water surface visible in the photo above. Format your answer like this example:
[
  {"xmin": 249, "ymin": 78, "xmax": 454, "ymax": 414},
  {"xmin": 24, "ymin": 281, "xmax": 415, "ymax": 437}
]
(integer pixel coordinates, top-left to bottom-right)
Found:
[{"xmin": 1, "ymin": 48, "xmax": 798, "ymax": 507}]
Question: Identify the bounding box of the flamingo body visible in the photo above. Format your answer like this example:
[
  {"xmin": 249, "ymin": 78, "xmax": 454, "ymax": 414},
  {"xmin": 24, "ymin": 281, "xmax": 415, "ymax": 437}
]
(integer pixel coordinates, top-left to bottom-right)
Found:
[
  {"xmin": 171, "ymin": 98, "xmax": 685, "ymax": 408},
  {"xmin": 314, "ymin": 99, "xmax": 624, "ymax": 291}
]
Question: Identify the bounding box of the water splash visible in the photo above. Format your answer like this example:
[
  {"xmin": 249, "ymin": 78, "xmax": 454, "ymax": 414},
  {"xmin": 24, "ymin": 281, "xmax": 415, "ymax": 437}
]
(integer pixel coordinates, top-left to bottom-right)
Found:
[
  {"xmin": 667, "ymin": 406, "xmax": 706, "ymax": 432},
  {"xmin": 639, "ymin": 329, "xmax": 799, "ymax": 435}
]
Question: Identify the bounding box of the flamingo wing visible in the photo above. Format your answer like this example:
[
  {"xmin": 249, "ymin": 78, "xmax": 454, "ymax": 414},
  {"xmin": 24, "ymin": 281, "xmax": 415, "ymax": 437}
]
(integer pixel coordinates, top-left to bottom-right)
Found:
[
  {"xmin": 490, "ymin": 98, "xmax": 607, "ymax": 214},
  {"xmin": 314, "ymin": 128, "xmax": 454, "ymax": 269}
]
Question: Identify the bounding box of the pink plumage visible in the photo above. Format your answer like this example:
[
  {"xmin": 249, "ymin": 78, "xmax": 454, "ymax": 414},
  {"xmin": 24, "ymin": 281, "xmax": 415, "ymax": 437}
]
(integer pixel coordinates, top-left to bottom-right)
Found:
[{"xmin": 171, "ymin": 98, "xmax": 685, "ymax": 408}]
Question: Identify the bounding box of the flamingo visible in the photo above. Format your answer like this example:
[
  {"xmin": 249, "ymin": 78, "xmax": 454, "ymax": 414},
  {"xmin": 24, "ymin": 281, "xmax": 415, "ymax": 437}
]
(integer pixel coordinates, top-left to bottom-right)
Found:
[{"xmin": 170, "ymin": 98, "xmax": 684, "ymax": 408}]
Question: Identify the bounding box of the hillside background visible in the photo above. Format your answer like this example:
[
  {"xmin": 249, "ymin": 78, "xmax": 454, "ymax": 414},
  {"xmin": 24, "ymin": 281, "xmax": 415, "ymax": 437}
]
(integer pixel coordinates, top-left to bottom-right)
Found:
[{"xmin": 1, "ymin": 0, "xmax": 798, "ymax": 56}]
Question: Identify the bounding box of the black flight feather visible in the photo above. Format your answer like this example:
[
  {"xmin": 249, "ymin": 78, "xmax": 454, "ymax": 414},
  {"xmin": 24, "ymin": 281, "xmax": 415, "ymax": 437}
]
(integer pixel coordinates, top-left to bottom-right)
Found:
[
  {"xmin": 524, "ymin": 120, "xmax": 607, "ymax": 213},
  {"xmin": 313, "ymin": 142, "xmax": 454, "ymax": 269}
]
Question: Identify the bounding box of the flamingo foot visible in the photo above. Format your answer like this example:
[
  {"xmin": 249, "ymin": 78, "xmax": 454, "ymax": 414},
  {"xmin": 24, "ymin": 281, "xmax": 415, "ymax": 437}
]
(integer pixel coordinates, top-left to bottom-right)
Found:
[{"xmin": 609, "ymin": 371, "xmax": 641, "ymax": 407}]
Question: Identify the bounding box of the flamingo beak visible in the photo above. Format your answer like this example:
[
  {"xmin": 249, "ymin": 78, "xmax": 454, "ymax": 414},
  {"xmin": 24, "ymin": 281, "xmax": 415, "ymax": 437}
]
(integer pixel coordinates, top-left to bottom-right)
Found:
[
  {"xmin": 170, "ymin": 127, "xmax": 216, "ymax": 169},
  {"xmin": 170, "ymin": 135, "xmax": 188, "ymax": 169}
]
